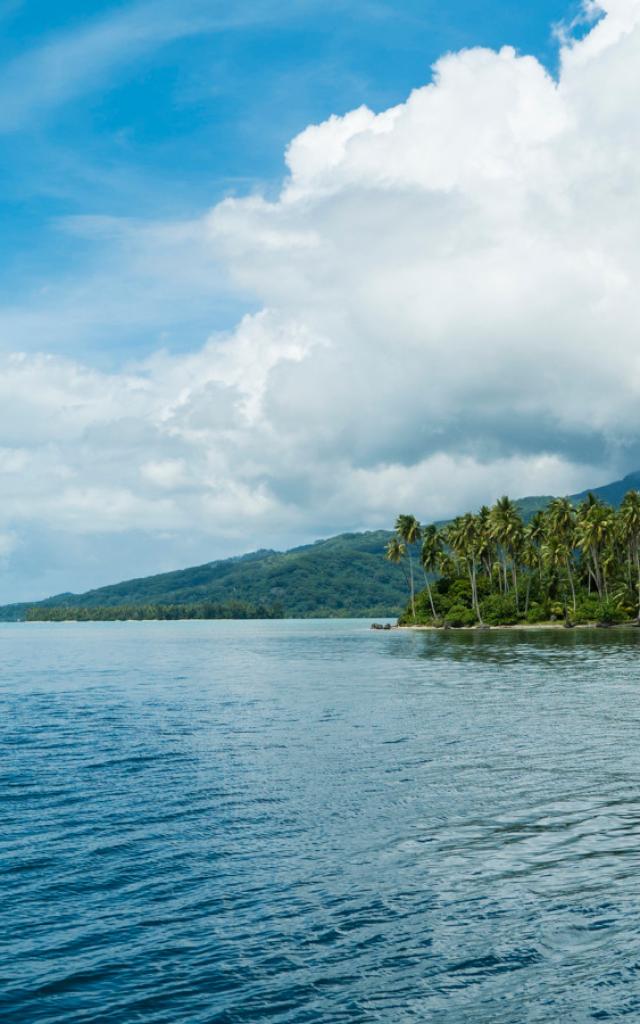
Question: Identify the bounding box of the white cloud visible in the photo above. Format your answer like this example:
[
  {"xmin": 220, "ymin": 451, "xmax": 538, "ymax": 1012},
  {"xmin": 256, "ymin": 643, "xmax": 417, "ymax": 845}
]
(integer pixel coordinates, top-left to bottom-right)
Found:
[
  {"xmin": 141, "ymin": 459, "xmax": 189, "ymax": 489},
  {"xmin": 2, "ymin": 0, "xmax": 640, "ymax": 599}
]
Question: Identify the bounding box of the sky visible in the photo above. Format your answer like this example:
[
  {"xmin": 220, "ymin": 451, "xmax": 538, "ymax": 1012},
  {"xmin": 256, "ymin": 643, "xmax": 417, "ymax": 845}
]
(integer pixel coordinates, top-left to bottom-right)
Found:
[{"xmin": 0, "ymin": 0, "xmax": 639, "ymax": 601}]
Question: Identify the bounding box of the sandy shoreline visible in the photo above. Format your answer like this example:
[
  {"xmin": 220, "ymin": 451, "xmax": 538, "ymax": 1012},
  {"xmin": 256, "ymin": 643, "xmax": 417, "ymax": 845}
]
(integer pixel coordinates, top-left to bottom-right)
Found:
[{"xmin": 395, "ymin": 622, "xmax": 640, "ymax": 632}]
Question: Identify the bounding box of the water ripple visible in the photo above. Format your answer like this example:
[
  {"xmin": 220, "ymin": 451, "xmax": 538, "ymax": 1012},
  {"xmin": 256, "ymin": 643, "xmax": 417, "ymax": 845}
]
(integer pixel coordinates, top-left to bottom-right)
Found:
[{"xmin": 2, "ymin": 620, "xmax": 640, "ymax": 1022}]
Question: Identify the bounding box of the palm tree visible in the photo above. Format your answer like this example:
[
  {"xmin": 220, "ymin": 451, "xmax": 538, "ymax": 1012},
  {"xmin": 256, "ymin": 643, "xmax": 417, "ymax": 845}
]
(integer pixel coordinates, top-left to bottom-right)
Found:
[
  {"xmin": 460, "ymin": 513, "xmax": 483, "ymax": 623},
  {"xmin": 575, "ymin": 496, "xmax": 614, "ymax": 601},
  {"xmin": 547, "ymin": 497, "xmax": 577, "ymax": 613},
  {"xmin": 386, "ymin": 536, "xmax": 409, "ymax": 601},
  {"xmin": 521, "ymin": 528, "xmax": 540, "ymax": 615},
  {"xmin": 526, "ymin": 509, "xmax": 547, "ymax": 584},
  {"xmin": 620, "ymin": 490, "xmax": 640, "ymax": 621},
  {"xmin": 446, "ymin": 513, "xmax": 483, "ymax": 623},
  {"xmin": 420, "ymin": 525, "xmax": 441, "ymax": 621},
  {"xmin": 437, "ymin": 550, "xmax": 458, "ymax": 581},
  {"xmin": 477, "ymin": 505, "xmax": 494, "ymax": 583},
  {"xmin": 542, "ymin": 533, "xmax": 570, "ymax": 618},
  {"xmin": 489, "ymin": 496, "xmax": 524, "ymax": 608},
  {"xmin": 394, "ymin": 514, "xmax": 422, "ymax": 620}
]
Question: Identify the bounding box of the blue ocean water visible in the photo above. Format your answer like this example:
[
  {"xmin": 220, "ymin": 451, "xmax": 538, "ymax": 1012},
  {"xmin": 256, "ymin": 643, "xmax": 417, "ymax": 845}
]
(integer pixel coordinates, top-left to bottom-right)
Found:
[{"xmin": 3, "ymin": 620, "xmax": 640, "ymax": 1023}]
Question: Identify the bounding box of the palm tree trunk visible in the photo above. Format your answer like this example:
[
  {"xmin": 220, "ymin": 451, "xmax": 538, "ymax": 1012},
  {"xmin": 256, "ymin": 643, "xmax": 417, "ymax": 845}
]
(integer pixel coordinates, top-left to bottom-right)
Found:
[
  {"xmin": 524, "ymin": 573, "xmax": 532, "ymax": 615},
  {"xmin": 512, "ymin": 564, "xmax": 519, "ymax": 613},
  {"xmin": 565, "ymin": 557, "xmax": 576, "ymax": 613},
  {"xmin": 636, "ymin": 548, "xmax": 640, "ymax": 623},
  {"xmin": 422, "ymin": 568, "xmax": 437, "ymax": 621},
  {"xmin": 470, "ymin": 558, "xmax": 482, "ymax": 623},
  {"xmin": 591, "ymin": 548, "xmax": 603, "ymax": 600},
  {"xmin": 407, "ymin": 549, "xmax": 416, "ymax": 621}
]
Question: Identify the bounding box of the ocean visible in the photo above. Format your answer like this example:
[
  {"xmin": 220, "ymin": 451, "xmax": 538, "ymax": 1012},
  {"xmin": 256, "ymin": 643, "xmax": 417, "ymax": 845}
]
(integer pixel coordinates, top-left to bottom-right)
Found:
[{"xmin": 3, "ymin": 619, "xmax": 640, "ymax": 1022}]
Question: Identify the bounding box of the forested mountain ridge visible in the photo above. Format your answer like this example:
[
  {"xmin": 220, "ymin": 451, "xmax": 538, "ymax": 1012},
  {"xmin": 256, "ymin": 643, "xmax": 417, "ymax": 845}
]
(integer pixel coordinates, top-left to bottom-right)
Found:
[
  {"xmin": 514, "ymin": 471, "xmax": 640, "ymax": 520},
  {"xmin": 3, "ymin": 472, "xmax": 639, "ymax": 620},
  {"xmin": 1, "ymin": 531, "xmax": 405, "ymax": 620}
]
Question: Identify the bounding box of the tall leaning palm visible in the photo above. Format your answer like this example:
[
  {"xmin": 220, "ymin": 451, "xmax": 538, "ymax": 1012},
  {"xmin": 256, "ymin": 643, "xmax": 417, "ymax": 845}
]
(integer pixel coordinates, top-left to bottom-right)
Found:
[
  {"xmin": 459, "ymin": 513, "xmax": 483, "ymax": 623},
  {"xmin": 489, "ymin": 496, "xmax": 524, "ymax": 608},
  {"xmin": 527, "ymin": 510, "xmax": 547, "ymax": 583},
  {"xmin": 385, "ymin": 536, "xmax": 408, "ymax": 601},
  {"xmin": 394, "ymin": 514, "xmax": 422, "ymax": 620},
  {"xmin": 477, "ymin": 505, "xmax": 494, "ymax": 583},
  {"xmin": 420, "ymin": 525, "xmax": 441, "ymax": 621},
  {"xmin": 547, "ymin": 497, "xmax": 577, "ymax": 613},
  {"xmin": 620, "ymin": 490, "xmax": 640, "ymax": 621},
  {"xmin": 445, "ymin": 514, "xmax": 483, "ymax": 623},
  {"xmin": 521, "ymin": 529, "xmax": 539, "ymax": 615},
  {"xmin": 575, "ymin": 497, "xmax": 613, "ymax": 600},
  {"xmin": 542, "ymin": 534, "xmax": 570, "ymax": 615}
]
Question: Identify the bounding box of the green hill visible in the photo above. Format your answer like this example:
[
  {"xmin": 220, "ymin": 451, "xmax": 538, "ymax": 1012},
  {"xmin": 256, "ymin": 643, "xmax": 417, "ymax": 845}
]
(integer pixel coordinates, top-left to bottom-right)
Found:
[
  {"xmin": 2, "ymin": 531, "xmax": 407, "ymax": 620},
  {"xmin": 3, "ymin": 471, "xmax": 639, "ymax": 620}
]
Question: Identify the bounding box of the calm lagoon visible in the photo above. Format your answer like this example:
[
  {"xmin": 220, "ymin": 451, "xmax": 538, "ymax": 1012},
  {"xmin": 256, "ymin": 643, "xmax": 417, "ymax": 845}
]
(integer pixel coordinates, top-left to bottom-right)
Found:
[{"xmin": 3, "ymin": 620, "xmax": 640, "ymax": 1022}]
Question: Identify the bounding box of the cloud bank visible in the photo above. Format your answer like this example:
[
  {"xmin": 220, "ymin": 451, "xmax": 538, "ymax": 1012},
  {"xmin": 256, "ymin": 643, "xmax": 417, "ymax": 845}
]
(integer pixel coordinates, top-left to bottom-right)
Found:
[{"xmin": 2, "ymin": 0, "xmax": 640, "ymax": 599}]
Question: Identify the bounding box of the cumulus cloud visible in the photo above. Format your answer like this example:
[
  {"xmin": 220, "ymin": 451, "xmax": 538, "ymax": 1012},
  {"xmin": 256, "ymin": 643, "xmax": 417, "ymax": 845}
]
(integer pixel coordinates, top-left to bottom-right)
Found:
[{"xmin": 2, "ymin": 0, "xmax": 640, "ymax": 599}]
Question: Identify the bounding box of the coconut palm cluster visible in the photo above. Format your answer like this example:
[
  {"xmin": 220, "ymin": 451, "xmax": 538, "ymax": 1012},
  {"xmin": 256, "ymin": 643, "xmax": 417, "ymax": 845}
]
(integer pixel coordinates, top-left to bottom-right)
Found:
[{"xmin": 387, "ymin": 491, "xmax": 640, "ymax": 627}]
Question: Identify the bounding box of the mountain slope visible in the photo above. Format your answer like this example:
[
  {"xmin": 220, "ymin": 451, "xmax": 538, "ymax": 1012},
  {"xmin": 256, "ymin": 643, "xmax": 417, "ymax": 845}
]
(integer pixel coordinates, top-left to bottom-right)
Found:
[
  {"xmin": 1, "ymin": 531, "xmax": 407, "ymax": 620},
  {"xmin": 3, "ymin": 471, "xmax": 639, "ymax": 620},
  {"xmin": 513, "ymin": 471, "xmax": 640, "ymax": 520}
]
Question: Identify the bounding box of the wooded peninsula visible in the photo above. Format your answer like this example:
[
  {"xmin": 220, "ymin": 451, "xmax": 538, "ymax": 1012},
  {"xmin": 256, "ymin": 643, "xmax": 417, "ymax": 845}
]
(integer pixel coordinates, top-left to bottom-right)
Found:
[
  {"xmin": 388, "ymin": 491, "xmax": 640, "ymax": 628},
  {"xmin": 26, "ymin": 601, "xmax": 284, "ymax": 622}
]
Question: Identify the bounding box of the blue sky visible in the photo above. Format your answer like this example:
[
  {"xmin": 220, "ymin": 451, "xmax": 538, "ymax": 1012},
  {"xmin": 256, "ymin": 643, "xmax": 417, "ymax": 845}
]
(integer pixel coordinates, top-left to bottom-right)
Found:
[
  {"xmin": 1, "ymin": 0, "xmax": 576, "ymax": 362},
  {"xmin": 3, "ymin": 0, "xmax": 639, "ymax": 603}
]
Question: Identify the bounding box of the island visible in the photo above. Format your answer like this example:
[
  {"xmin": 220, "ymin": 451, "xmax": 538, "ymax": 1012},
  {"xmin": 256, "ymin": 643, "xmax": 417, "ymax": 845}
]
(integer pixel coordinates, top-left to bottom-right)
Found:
[{"xmin": 386, "ymin": 492, "xmax": 640, "ymax": 629}]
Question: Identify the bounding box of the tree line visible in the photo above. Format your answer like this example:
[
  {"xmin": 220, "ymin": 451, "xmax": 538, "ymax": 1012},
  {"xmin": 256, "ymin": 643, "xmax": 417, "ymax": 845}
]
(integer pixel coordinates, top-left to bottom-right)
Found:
[
  {"xmin": 386, "ymin": 492, "xmax": 640, "ymax": 627},
  {"xmin": 26, "ymin": 600, "xmax": 284, "ymax": 622}
]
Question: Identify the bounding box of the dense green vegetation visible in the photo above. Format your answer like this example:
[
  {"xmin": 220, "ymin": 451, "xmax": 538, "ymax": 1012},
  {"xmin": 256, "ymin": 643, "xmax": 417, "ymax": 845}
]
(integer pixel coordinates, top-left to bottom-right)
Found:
[
  {"xmin": 388, "ymin": 490, "xmax": 640, "ymax": 628},
  {"xmin": 1, "ymin": 531, "xmax": 407, "ymax": 621},
  {"xmin": 26, "ymin": 601, "xmax": 283, "ymax": 622}
]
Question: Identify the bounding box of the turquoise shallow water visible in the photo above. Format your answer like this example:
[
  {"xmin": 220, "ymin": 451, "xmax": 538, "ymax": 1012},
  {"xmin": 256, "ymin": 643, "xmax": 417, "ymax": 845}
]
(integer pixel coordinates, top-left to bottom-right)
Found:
[{"xmin": 3, "ymin": 620, "xmax": 640, "ymax": 1022}]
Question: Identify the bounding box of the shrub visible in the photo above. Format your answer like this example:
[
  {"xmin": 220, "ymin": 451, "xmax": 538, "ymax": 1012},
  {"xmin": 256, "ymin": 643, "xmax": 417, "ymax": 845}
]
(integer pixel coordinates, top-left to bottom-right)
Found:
[
  {"xmin": 447, "ymin": 579, "xmax": 473, "ymax": 606},
  {"xmin": 436, "ymin": 576, "xmax": 452, "ymax": 596},
  {"xmin": 479, "ymin": 593, "xmax": 519, "ymax": 625},
  {"xmin": 414, "ymin": 588, "xmax": 444, "ymax": 622},
  {"xmin": 419, "ymin": 578, "xmax": 474, "ymax": 621},
  {"xmin": 573, "ymin": 595, "xmax": 601, "ymax": 624},
  {"xmin": 597, "ymin": 598, "xmax": 626, "ymax": 625},
  {"xmin": 525, "ymin": 603, "xmax": 547, "ymax": 624},
  {"xmin": 445, "ymin": 604, "xmax": 477, "ymax": 627},
  {"xmin": 399, "ymin": 586, "xmax": 445, "ymax": 624},
  {"xmin": 615, "ymin": 590, "xmax": 637, "ymax": 619}
]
